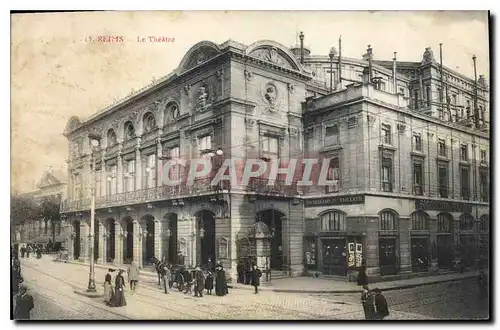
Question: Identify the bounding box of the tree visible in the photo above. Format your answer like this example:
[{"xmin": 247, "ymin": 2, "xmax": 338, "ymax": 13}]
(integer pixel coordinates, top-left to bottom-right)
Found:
[{"xmin": 10, "ymin": 193, "xmax": 40, "ymax": 226}]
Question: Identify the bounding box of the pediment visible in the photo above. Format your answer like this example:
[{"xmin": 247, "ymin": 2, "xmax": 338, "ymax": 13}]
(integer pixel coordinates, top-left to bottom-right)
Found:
[
  {"xmin": 246, "ymin": 40, "xmax": 302, "ymax": 72},
  {"xmin": 178, "ymin": 41, "xmax": 222, "ymax": 74},
  {"xmin": 36, "ymin": 172, "xmax": 62, "ymax": 189}
]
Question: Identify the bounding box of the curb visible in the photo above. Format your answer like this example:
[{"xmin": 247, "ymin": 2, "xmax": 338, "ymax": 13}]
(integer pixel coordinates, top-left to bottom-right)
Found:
[
  {"xmin": 73, "ymin": 289, "xmax": 104, "ymax": 298},
  {"xmin": 229, "ymin": 274, "xmax": 477, "ymax": 294}
]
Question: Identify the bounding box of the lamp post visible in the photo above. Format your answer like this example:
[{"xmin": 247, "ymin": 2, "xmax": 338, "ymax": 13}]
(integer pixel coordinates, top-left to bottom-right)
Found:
[
  {"xmin": 87, "ymin": 134, "xmax": 101, "ymax": 293},
  {"xmin": 329, "ymin": 47, "xmax": 337, "ymax": 93}
]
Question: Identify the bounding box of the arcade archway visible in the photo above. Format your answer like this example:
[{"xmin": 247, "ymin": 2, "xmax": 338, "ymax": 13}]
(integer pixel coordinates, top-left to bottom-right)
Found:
[
  {"xmin": 123, "ymin": 216, "xmax": 134, "ymax": 263},
  {"xmin": 195, "ymin": 210, "xmax": 216, "ymax": 268},
  {"xmin": 256, "ymin": 209, "xmax": 285, "ymax": 270},
  {"xmin": 141, "ymin": 214, "xmax": 155, "ymax": 264},
  {"xmin": 163, "ymin": 213, "xmax": 178, "ymax": 264},
  {"xmin": 105, "ymin": 218, "xmax": 116, "ymax": 262},
  {"xmin": 73, "ymin": 220, "xmax": 81, "ymax": 260}
]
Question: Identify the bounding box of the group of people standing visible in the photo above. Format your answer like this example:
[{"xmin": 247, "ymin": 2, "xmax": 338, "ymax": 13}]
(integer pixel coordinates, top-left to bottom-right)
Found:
[
  {"xmin": 357, "ymin": 265, "xmax": 389, "ymax": 320},
  {"xmin": 165, "ymin": 261, "xmax": 228, "ymax": 297},
  {"xmin": 19, "ymin": 244, "xmax": 42, "ymax": 259},
  {"xmin": 237, "ymin": 260, "xmax": 263, "ymax": 294},
  {"xmin": 11, "ymin": 255, "xmax": 35, "ymax": 320}
]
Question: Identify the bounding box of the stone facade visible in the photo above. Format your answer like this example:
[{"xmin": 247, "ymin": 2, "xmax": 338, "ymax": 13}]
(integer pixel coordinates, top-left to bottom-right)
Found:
[{"xmin": 60, "ymin": 38, "xmax": 489, "ymax": 282}]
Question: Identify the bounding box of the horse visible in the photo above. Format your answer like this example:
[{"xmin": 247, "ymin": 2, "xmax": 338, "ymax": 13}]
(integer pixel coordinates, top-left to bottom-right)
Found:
[{"xmin": 150, "ymin": 256, "xmax": 166, "ymax": 287}]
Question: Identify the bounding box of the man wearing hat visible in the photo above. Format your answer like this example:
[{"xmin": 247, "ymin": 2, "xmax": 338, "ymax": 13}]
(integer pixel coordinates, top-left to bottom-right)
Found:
[
  {"xmin": 193, "ymin": 266, "xmax": 205, "ymax": 298},
  {"xmin": 161, "ymin": 265, "xmax": 171, "ymax": 294},
  {"xmin": 14, "ymin": 285, "xmax": 34, "ymax": 320}
]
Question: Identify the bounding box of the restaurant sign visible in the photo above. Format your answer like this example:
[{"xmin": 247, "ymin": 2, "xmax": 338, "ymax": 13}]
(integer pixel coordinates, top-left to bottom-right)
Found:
[
  {"xmin": 304, "ymin": 194, "xmax": 365, "ymax": 207},
  {"xmin": 415, "ymin": 199, "xmax": 473, "ymax": 213}
]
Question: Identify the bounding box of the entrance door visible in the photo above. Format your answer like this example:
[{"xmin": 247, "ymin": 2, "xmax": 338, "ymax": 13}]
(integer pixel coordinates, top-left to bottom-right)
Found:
[
  {"xmin": 379, "ymin": 237, "xmax": 397, "ymax": 275},
  {"xmin": 411, "ymin": 236, "xmax": 429, "ymax": 272},
  {"xmin": 459, "ymin": 234, "xmax": 476, "ymax": 267},
  {"xmin": 437, "ymin": 234, "xmax": 453, "ymax": 269},
  {"xmin": 321, "ymin": 238, "xmax": 347, "ymax": 276}
]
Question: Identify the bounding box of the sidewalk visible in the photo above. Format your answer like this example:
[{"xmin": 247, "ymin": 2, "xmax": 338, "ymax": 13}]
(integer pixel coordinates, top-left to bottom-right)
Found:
[
  {"xmin": 63, "ymin": 258, "xmax": 477, "ymax": 294},
  {"xmin": 230, "ymin": 271, "xmax": 479, "ymax": 294}
]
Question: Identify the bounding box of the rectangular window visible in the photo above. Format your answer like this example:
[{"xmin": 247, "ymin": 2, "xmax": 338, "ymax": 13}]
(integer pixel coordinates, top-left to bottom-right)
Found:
[
  {"xmin": 460, "ymin": 144, "xmax": 468, "ymax": 161},
  {"xmin": 413, "ymin": 90, "xmax": 419, "ymax": 109},
  {"xmin": 382, "ymin": 124, "xmax": 391, "ymax": 145},
  {"xmin": 413, "ymin": 163, "xmax": 423, "ymax": 195},
  {"xmin": 437, "ymin": 88, "xmax": 442, "ymax": 102},
  {"xmin": 107, "ymin": 165, "xmax": 117, "ymax": 195},
  {"xmin": 452, "ymin": 94, "xmax": 457, "ymax": 105},
  {"xmin": 460, "ymin": 166, "xmax": 470, "ymax": 200},
  {"xmin": 198, "ymin": 135, "xmax": 212, "ymax": 153},
  {"xmin": 438, "ymin": 165, "xmax": 448, "ymax": 198},
  {"xmin": 438, "ymin": 139, "xmax": 446, "ymax": 157},
  {"xmin": 169, "ymin": 146, "xmax": 181, "ymax": 181},
  {"xmin": 73, "ymin": 173, "xmax": 81, "ymax": 199},
  {"xmin": 438, "ymin": 109, "xmax": 444, "ymax": 120},
  {"xmin": 426, "ymin": 86, "xmax": 431, "ymax": 106},
  {"xmin": 480, "ymin": 170, "xmax": 489, "ymax": 202},
  {"xmin": 399, "ymin": 87, "xmax": 405, "ymax": 96},
  {"xmin": 325, "ymin": 124, "xmax": 340, "ymax": 146},
  {"xmin": 480, "ymin": 150, "xmax": 487, "ymax": 162},
  {"xmin": 381, "ymin": 157, "xmax": 393, "ymax": 192},
  {"xmin": 124, "ymin": 160, "xmax": 135, "ymax": 192},
  {"xmin": 262, "ymin": 135, "xmax": 279, "ymax": 159},
  {"xmin": 466, "ymin": 99, "xmax": 471, "ymax": 112},
  {"xmin": 413, "ymin": 133, "xmax": 422, "ymax": 152},
  {"xmin": 325, "ymin": 158, "xmax": 340, "ymax": 193},
  {"xmin": 145, "ymin": 154, "xmax": 156, "ymax": 189}
]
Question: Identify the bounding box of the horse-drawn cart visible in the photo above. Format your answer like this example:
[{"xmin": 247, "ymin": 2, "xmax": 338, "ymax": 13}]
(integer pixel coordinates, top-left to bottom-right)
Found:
[{"xmin": 168, "ymin": 265, "xmax": 187, "ymax": 292}]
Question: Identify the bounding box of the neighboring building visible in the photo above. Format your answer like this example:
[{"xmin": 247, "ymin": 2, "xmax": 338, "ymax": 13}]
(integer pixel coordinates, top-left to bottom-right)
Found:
[
  {"xmin": 60, "ymin": 36, "xmax": 489, "ymax": 281},
  {"xmin": 13, "ymin": 166, "xmax": 67, "ymax": 248}
]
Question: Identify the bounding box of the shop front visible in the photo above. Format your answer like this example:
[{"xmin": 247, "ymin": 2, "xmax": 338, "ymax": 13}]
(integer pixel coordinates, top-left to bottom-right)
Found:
[
  {"xmin": 304, "ymin": 235, "xmax": 318, "ymax": 272},
  {"xmin": 320, "ymin": 236, "xmax": 347, "ymax": 276}
]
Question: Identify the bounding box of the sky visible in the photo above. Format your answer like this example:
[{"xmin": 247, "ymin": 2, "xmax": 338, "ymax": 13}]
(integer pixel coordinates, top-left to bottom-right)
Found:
[{"xmin": 10, "ymin": 10, "xmax": 490, "ymax": 193}]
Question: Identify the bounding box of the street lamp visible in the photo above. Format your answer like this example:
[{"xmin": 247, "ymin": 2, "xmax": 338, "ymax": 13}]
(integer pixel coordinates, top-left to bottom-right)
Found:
[
  {"xmin": 329, "ymin": 47, "xmax": 337, "ymax": 93},
  {"xmin": 87, "ymin": 133, "xmax": 101, "ymax": 293}
]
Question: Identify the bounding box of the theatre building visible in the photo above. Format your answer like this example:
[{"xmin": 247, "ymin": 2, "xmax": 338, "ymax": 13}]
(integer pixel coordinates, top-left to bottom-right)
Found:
[
  {"xmin": 60, "ymin": 36, "xmax": 489, "ymax": 282},
  {"xmin": 302, "ymin": 51, "xmax": 490, "ymax": 279}
]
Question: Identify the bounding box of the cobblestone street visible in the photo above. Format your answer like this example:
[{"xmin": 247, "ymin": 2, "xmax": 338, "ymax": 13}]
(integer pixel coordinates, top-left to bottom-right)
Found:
[{"xmin": 16, "ymin": 256, "xmax": 435, "ymax": 320}]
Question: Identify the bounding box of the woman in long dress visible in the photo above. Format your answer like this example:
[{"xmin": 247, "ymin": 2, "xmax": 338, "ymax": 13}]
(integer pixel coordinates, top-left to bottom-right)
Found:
[
  {"xmin": 103, "ymin": 269, "xmax": 115, "ymax": 306},
  {"xmin": 215, "ymin": 263, "xmax": 227, "ymax": 296},
  {"xmin": 112, "ymin": 269, "xmax": 127, "ymax": 307}
]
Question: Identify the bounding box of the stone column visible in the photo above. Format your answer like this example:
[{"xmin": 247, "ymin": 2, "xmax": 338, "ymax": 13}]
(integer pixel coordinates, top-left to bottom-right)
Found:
[
  {"xmin": 156, "ymin": 138, "xmax": 163, "ymax": 188},
  {"xmin": 399, "ymin": 216, "xmax": 412, "ymax": 273},
  {"xmin": 79, "ymin": 221, "xmax": 90, "ymax": 263},
  {"xmin": 429, "ymin": 216, "xmax": 438, "ymax": 272},
  {"xmin": 135, "ymin": 148, "xmax": 142, "ymax": 190},
  {"xmin": 98, "ymin": 223, "xmax": 106, "ymax": 264},
  {"xmin": 132, "ymin": 221, "xmax": 142, "ymax": 267},
  {"xmin": 114, "ymin": 221, "xmax": 123, "ymax": 265},
  {"xmin": 154, "ymin": 220, "xmax": 163, "ymax": 260}
]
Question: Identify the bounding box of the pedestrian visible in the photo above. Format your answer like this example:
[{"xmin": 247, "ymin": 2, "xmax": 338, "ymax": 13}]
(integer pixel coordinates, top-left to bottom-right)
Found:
[
  {"xmin": 205, "ymin": 270, "xmax": 214, "ymax": 295},
  {"xmin": 237, "ymin": 260, "xmax": 244, "ymax": 284},
  {"xmin": 183, "ymin": 267, "xmax": 193, "ymax": 294},
  {"xmin": 26, "ymin": 245, "xmax": 31, "ymax": 258},
  {"xmin": 111, "ymin": 269, "xmax": 127, "ymax": 307},
  {"xmin": 477, "ymin": 270, "xmax": 488, "ymax": 302},
  {"xmin": 251, "ymin": 264, "xmax": 262, "ymax": 294},
  {"xmin": 127, "ymin": 261, "xmax": 140, "ymax": 294},
  {"xmin": 360, "ymin": 285, "xmax": 375, "ymax": 320},
  {"xmin": 244, "ymin": 259, "xmax": 252, "ymax": 285},
  {"xmin": 12, "ymin": 256, "xmax": 21, "ymax": 277},
  {"xmin": 357, "ymin": 265, "xmax": 369, "ymax": 286},
  {"xmin": 373, "ymin": 288, "xmax": 389, "ymax": 320},
  {"xmin": 207, "ymin": 258, "xmax": 214, "ymax": 272},
  {"xmin": 194, "ymin": 266, "xmax": 205, "ymax": 298},
  {"xmin": 161, "ymin": 265, "xmax": 171, "ymax": 294},
  {"xmin": 103, "ymin": 269, "xmax": 115, "ymax": 306},
  {"xmin": 215, "ymin": 262, "xmax": 228, "ymax": 296},
  {"xmin": 20, "ymin": 246, "xmax": 26, "ymax": 258},
  {"xmin": 14, "ymin": 285, "xmax": 34, "ymax": 320}
]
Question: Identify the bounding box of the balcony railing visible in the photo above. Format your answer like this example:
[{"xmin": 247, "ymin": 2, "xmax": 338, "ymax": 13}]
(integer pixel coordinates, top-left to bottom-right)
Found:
[{"xmin": 61, "ymin": 177, "xmax": 299, "ymax": 213}]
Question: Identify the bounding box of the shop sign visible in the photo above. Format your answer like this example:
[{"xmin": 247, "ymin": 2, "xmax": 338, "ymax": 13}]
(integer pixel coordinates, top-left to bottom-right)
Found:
[
  {"xmin": 304, "ymin": 194, "xmax": 365, "ymax": 207},
  {"xmin": 415, "ymin": 199, "xmax": 473, "ymax": 213}
]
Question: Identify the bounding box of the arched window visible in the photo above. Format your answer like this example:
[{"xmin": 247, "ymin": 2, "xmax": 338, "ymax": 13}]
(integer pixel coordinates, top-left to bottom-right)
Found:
[
  {"xmin": 411, "ymin": 210, "xmax": 429, "ymax": 230},
  {"xmin": 143, "ymin": 112, "xmax": 156, "ymax": 132},
  {"xmin": 107, "ymin": 129, "xmax": 117, "ymax": 145},
  {"xmin": 124, "ymin": 121, "xmax": 135, "ymax": 140},
  {"xmin": 437, "ymin": 213, "xmax": 453, "ymax": 233},
  {"xmin": 165, "ymin": 103, "xmax": 180, "ymax": 124},
  {"xmin": 479, "ymin": 215, "xmax": 488, "ymax": 232},
  {"xmin": 320, "ymin": 211, "xmax": 346, "ymax": 231},
  {"xmin": 459, "ymin": 214, "xmax": 475, "ymax": 231},
  {"xmin": 379, "ymin": 210, "xmax": 397, "ymax": 231}
]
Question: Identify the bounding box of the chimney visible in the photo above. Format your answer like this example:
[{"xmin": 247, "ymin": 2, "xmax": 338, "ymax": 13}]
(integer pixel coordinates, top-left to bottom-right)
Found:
[
  {"xmin": 392, "ymin": 52, "xmax": 397, "ymax": 94},
  {"xmin": 367, "ymin": 45, "xmax": 373, "ymax": 82},
  {"xmin": 299, "ymin": 32, "xmax": 304, "ymax": 64}
]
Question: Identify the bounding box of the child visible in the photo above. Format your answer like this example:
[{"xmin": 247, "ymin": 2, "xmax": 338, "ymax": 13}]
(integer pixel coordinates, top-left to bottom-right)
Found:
[{"xmin": 205, "ymin": 270, "xmax": 214, "ymax": 295}]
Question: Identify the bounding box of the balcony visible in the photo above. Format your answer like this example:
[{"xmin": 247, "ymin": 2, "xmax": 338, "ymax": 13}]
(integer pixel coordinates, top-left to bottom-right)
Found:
[{"xmin": 247, "ymin": 178, "xmax": 297, "ymax": 196}]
